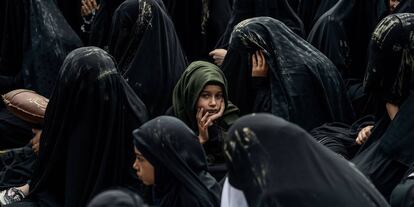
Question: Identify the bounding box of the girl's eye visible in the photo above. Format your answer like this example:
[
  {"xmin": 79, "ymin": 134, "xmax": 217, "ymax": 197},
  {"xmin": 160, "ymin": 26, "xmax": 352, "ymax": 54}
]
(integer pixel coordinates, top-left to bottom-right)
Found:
[
  {"xmin": 216, "ymin": 94, "xmax": 223, "ymax": 99},
  {"xmin": 202, "ymin": 94, "xmax": 210, "ymax": 98}
]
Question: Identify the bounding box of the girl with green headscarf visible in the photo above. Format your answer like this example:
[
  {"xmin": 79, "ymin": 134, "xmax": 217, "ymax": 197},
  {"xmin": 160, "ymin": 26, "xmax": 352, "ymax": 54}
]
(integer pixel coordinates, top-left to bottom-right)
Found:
[{"xmin": 167, "ymin": 61, "xmax": 239, "ymax": 180}]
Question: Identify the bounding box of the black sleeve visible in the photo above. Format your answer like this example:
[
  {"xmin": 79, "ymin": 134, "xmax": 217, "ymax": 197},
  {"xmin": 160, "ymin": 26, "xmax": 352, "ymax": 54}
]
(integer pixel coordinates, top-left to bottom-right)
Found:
[{"xmin": 252, "ymin": 77, "xmax": 271, "ymax": 113}]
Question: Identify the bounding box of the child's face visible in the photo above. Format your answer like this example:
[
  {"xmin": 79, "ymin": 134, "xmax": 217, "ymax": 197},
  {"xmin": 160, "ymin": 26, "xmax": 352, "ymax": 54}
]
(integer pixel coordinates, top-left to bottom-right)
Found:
[
  {"xmin": 133, "ymin": 147, "xmax": 155, "ymax": 186},
  {"xmin": 197, "ymin": 84, "xmax": 224, "ymax": 116}
]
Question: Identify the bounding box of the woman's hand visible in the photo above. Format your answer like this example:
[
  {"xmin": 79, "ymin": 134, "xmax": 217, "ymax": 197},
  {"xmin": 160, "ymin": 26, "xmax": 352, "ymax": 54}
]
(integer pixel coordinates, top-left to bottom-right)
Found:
[
  {"xmin": 209, "ymin": 49, "xmax": 228, "ymax": 66},
  {"xmin": 356, "ymin": 125, "xmax": 374, "ymax": 145},
  {"xmin": 197, "ymin": 101, "xmax": 225, "ymax": 144},
  {"xmin": 81, "ymin": 0, "xmax": 99, "ymax": 17},
  {"xmin": 252, "ymin": 50, "xmax": 268, "ymax": 77},
  {"xmin": 30, "ymin": 129, "xmax": 42, "ymax": 155}
]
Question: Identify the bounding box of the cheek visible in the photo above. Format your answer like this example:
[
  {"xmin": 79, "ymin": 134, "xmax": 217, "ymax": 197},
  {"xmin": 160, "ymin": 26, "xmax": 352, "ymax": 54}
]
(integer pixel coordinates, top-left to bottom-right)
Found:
[{"xmin": 196, "ymin": 98, "xmax": 208, "ymax": 109}]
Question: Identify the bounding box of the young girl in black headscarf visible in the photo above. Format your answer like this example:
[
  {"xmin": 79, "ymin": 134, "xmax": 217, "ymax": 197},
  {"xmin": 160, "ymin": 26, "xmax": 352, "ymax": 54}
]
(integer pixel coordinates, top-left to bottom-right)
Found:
[
  {"xmin": 223, "ymin": 113, "xmax": 389, "ymax": 207},
  {"xmin": 132, "ymin": 116, "xmax": 221, "ymax": 207}
]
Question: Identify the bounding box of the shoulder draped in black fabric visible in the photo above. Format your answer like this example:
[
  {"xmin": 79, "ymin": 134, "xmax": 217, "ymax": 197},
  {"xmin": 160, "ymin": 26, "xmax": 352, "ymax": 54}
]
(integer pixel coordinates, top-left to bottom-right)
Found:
[
  {"xmin": 307, "ymin": 0, "xmax": 387, "ymax": 80},
  {"xmin": 363, "ymin": 13, "xmax": 414, "ymax": 166},
  {"xmin": 23, "ymin": 0, "xmax": 83, "ymax": 97},
  {"xmin": 215, "ymin": 0, "xmax": 304, "ymax": 49},
  {"xmin": 0, "ymin": 0, "xmax": 25, "ymax": 78},
  {"xmin": 87, "ymin": 188, "xmax": 147, "ymax": 207},
  {"xmin": 29, "ymin": 47, "xmax": 149, "ymax": 207},
  {"xmin": 161, "ymin": 0, "xmax": 232, "ymax": 62},
  {"xmin": 108, "ymin": 0, "xmax": 187, "ymax": 118},
  {"xmin": 1, "ymin": 0, "xmax": 82, "ymax": 97},
  {"xmin": 133, "ymin": 116, "xmax": 221, "ymax": 207},
  {"xmin": 224, "ymin": 113, "xmax": 390, "ymax": 207},
  {"xmin": 221, "ymin": 17, "xmax": 354, "ymax": 131},
  {"xmin": 297, "ymin": 0, "xmax": 339, "ymax": 35},
  {"xmin": 88, "ymin": 0, "xmax": 125, "ymax": 48}
]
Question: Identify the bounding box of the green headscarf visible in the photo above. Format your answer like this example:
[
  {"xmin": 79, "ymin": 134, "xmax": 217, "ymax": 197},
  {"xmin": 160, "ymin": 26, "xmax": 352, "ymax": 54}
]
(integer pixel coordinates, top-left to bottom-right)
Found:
[{"xmin": 173, "ymin": 61, "xmax": 239, "ymax": 131}]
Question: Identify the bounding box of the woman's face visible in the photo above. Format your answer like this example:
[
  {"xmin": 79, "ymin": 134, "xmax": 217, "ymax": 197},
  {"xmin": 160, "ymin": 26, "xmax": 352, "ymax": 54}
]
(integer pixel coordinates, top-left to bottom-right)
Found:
[
  {"xmin": 133, "ymin": 147, "xmax": 155, "ymax": 185},
  {"xmin": 196, "ymin": 84, "xmax": 224, "ymax": 116}
]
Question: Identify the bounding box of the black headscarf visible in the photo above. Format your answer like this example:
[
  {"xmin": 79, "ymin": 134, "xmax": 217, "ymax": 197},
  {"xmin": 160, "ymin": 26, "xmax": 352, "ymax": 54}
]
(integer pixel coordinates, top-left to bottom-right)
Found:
[
  {"xmin": 29, "ymin": 47, "xmax": 149, "ymax": 207},
  {"xmin": 162, "ymin": 0, "xmax": 232, "ymax": 62},
  {"xmin": 297, "ymin": 0, "xmax": 339, "ymax": 35},
  {"xmin": 362, "ymin": 13, "xmax": 414, "ymax": 166},
  {"xmin": 108, "ymin": 0, "xmax": 187, "ymax": 118},
  {"xmin": 215, "ymin": 0, "xmax": 304, "ymax": 49},
  {"xmin": 222, "ymin": 17, "xmax": 354, "ymax": 131},
  {"xmin": 224, "ymin": 113, "xmax": 390, "ymax": 207},
  {"xmin": 307, "ymin": 0, "xmax": 387, "ymax": 80},
  {"xmin": 88, "ymin": 0, "xmax": 125, "ymax": 48},
  {"xmin": 133, "ymin": 116, "xmax": 221, "ymax": 207}
]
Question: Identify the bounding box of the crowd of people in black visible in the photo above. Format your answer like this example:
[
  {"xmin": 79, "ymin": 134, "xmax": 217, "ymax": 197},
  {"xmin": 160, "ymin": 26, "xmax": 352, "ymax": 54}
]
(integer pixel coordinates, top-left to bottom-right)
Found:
[{"xmin": 1, "ymin": 0, "xmax": 414, "ymax": 206}]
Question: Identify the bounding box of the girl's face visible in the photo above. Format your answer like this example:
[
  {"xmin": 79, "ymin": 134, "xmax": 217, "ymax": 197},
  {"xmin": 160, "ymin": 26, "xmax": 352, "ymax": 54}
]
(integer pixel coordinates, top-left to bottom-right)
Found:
[
  {"xmin": 196, "ymin": 84, "xmax": 224, "ymax": 116},
  {"xmin": 133, "ymin": 147, "xmax": 155, "ymax": 185}
]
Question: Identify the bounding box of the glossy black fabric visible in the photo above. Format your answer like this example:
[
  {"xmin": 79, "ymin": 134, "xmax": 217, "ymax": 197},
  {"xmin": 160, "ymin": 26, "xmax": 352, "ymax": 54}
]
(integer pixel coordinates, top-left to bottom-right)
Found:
[
  {"xmin": 89, "ymin": 0, "xmax": 125, "ymax": 48},
  {"xmin": 162, "ymin": 0, "xmax": 232, "ymax": 62},
  {"xmin": 133, "ymin": 116, "xmax": 221, "ymax": 207},
  {"xmin": 0, "ymin": 0, "xmax": 82, "ymax": 97},
  {"xmin": 0, "ymin": 146, "xmax": 35, "ymax": 190},
  {"xmin": 0, "ymin": 0, "xmax": 25, "ymax": 78},
  {"xmin": 297, "ymin": 0, "xmax": 339, "ymax": 35},
  {"xmin": 0, "ymin": 108, "xmax": 34, "ymax": 150},
  {"xmin": 28, "ymin": 47, "xmax": 149, "ymax": 207},
  {"xmin": 224, "ymin": 113, "xmax": 389, "ymax": 207},
  {"xmin": 353, "ymin": 13, "xmax": 414, "ymax": 200},
  {"xmin": 55, "ymin": 0, "xmax": 83, "ymax": 40},
  {"xmin": 215, "ymin": 0, "xmax": 304, "ymax": 49},
  {"xmin": 221, "ymin": 17, "xmax": 354, "ymax": 131},
  {"xmin": 87, "ymin": 188, "xmax": 147, "ymax": 207},
  {"xmin": 307, "ymin": 0, "xmax": 387, "ymax": 80},
  {"xmin": 108, "ymin": 0, "xmax": 187, "ymax": 118},
  {"xmin": 21, "ymin": 0, "xmax": 83, "ymax": 97}
]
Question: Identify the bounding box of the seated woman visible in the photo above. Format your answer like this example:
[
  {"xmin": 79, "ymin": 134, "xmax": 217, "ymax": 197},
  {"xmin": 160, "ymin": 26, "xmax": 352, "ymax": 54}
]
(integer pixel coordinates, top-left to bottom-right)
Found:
[
  {"xmin": 108, "ymin": 0, "xmax": 187, "ymax": 118},
  {"xmin": 132, "ymin": 116, "xmax": 221, "ymax": 207},
  {"xmin": 221, "ymin": 17, "xmax": 355, "ymax": 131},
  {"xmin": 87, "ymin": 187, "xmax": 147, "ymax": 207},
  {"xmin": 352, "ymin": 13, "xmax": 414, "ymax": 200},
  {"xmin": 168, "ymin": 61, "xmax": 239, "ymax": 180},
  {"xmin": 223, "ymin": 113, "xmax": 389, "ymax": 207},
  {"xmin": 1, "ymin": 47, "xmax": 148, "ymax": 206}
]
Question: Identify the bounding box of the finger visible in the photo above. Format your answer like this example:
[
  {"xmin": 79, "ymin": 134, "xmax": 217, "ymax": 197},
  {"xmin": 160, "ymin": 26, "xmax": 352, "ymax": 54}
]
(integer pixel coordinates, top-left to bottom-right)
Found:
[
  {"xmin": 201, "ymin": 112, "xmax": 209, "ymax": 123},
  {"xmin": 257, "ymin": 51, "xmax": 263, "ymax": 67},
  {"xmin": 209, "ymin": 50, "xmax": 216, "ymax": 56},
  {"xmin": 260, "ymin": 50, "xmax": 266, "ymax": 65},
  {"xmin": 86, "ymin": 0, "xmax": 94, "ymax": 10},
  {"xmin": 204, "ymin": 118, "xmax": 213, "ymax": 128},
  {"xmin": 92, "ymin": 0, "xmax": 98, "ymax": 8},
  {"xmin": 196, "ymin": 108, "xmax": 203, "ymax": 122},
  {"xmin": 209, "ymin": 101, "xmax": 226, "ymax": 121},
  {"xmin": 252, "ymin": 53, "xmax": 257, "ymax": 67}
]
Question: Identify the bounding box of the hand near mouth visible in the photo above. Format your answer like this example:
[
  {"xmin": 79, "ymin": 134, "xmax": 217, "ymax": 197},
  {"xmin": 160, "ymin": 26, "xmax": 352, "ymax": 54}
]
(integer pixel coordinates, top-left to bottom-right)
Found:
[{"xmin": 197, "ymin": 102, "xmax": 225, "ymax": 144}]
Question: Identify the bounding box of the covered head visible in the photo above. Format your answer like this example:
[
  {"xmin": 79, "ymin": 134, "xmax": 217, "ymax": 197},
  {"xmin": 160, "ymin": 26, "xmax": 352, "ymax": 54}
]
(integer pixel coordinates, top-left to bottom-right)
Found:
[
  {"xmin": 224, "ymin": 113, "xmax": 389, "ymax": 207},
  {"xmin": 172, "ymin": 61, "xmax": 238, "ymax": 131},
  {"xmin": 29, "ymin": 47, "xmax": 149, "ymax": 206},
  {"xmin": 364, "ymin": 13, "xmax": 414, "ymax": 106},
  {"xmin": 222, "ymin": 17, "xmax": 354, "ymax": 130},
  {"xmin": 132, "ymin": 116, "xmax": 220, "ymax": 207}
]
